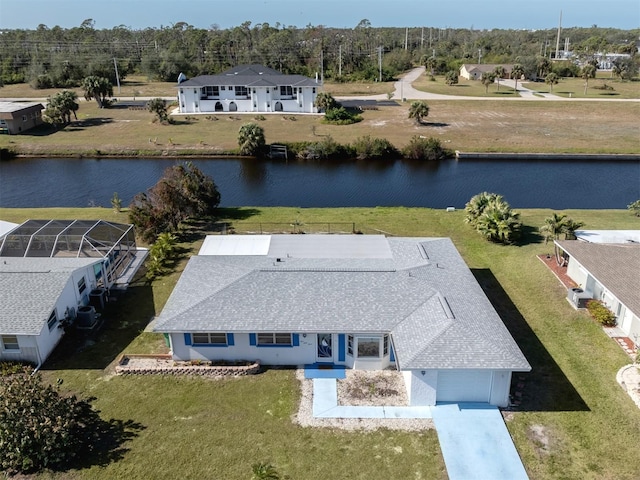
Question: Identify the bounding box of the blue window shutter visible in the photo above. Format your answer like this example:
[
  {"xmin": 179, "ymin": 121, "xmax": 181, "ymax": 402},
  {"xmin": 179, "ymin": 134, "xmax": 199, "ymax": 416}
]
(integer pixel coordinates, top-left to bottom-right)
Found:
[
  {"xmin": 338, "ymin": 334, "xmax": 346, "ymax": 362},
  {"xmin": 249, "ymin": 333, "xmax": 256, "ymax": 346},
  {"xmin": 292, "ymin": 333, "xmax": 299, "ymax": 346},
  {"xmin": 390, "ymin": 344, "xmax": 395, "ymax": 362},
  {"xmin": 227, "ymin": 333, "xmax": 235, "ymax": 346},
  {"xmin": 184, "ymin": 333, "xmax": 192, "ymax": 346}
]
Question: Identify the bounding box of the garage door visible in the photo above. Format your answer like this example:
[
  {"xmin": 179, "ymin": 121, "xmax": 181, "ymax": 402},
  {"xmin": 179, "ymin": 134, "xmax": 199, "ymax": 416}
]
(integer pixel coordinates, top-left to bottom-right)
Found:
[{"xmin": 436, "ymin": 370, "xmax": 492, "ymax": 403}]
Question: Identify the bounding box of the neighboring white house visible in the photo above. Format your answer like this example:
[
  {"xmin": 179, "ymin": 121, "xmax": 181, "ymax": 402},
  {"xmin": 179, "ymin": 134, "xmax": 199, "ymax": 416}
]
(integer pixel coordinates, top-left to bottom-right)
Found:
[
  {"xmin": 176, "ymin": 64, "xmax": 320, "ymax": 114},
  {"xmin": 0, "ymin": 101, "xmax": 44, "ymax": 134},
  {"xmin": 0, "ymin": 257, "xmax": 102, "ymax": 366},
  {"xmin": 0, "ymin": 219, "xmax": 144, "ymax": 366},
  {"xmin": 459, "ymin": 64, "xmax": 514, "ymax": 81},
  {"xmin": 153, "ymin": 235, "xmax": 531, "ymax": 407},
  {"xmin": 556, "ymin": 231, "xmax": 640, "ymax": 345}
]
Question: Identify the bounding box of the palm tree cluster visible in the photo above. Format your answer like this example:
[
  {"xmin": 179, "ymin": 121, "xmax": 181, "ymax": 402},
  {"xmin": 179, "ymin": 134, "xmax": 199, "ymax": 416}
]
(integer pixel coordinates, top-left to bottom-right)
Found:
[
  {"xmin": 464, "ymin": 192, "xmax": 521, "ymax": 244},
  {"xmin": 539, "ymin": 212, "xmax": 585, "ymax": 265},
  {"xmin": 42, "ymin": 90, "xmax": 79, "ymax": 126},
  {"xmin": 237, "ymin": 123, "xmax": 266, "ymax": 156}
]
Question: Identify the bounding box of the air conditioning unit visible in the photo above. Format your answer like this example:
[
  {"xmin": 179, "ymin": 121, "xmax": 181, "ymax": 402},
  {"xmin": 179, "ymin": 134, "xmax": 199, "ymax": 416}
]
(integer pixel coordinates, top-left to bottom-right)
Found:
[
  {"xmin": 567, "ymin": 287, "xmax": 591, "ymax": 309},
  {"xmin": 76, "ymin": 305, "xmax": 97, "ymax": 329}
]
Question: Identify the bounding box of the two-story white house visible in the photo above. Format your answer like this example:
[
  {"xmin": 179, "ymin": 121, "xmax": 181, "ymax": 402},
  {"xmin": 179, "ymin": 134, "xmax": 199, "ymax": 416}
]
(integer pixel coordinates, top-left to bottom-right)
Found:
[{"xmin": 177, "ymin": 64, "xmax": 320, "ymax": 114}]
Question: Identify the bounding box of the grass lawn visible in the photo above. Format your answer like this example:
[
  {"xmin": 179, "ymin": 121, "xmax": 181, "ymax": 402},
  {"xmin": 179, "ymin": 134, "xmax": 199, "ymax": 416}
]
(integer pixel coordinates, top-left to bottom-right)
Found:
[
  {"xmin": 413, "ymin": 71, "xmax": 640, "ymax": 99},
  {"xmin": 1, "ymin": 98, "xmax": 639, "ymax": 156},
  {"xmin": 1, "ymin": 206, "xmax": 639, "ymax": 479}
]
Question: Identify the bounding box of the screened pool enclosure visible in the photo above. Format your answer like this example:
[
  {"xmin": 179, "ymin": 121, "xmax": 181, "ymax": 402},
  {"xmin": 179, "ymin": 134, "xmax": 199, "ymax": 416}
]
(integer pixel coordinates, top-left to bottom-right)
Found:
[{"xmin": 0, "ymin": 220, "xmax": 137, "ymax": 288}]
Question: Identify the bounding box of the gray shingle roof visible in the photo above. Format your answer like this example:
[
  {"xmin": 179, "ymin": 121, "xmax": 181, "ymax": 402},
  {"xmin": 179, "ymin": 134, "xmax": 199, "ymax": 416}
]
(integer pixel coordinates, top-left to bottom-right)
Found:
[
  {"xmin": 153, "ymin": 236, "xmax": 530, "ymax": 371},
  {"xmin": 178, "ymin": 64, "xmax": 319, "ymax": 88},
  {"xmin": 0, "ymin": 258, "xmax": 100, "ymax": 335},
  {"xmin": 557, "ymin": 240, "xmax": 640, "ymax": 316}
]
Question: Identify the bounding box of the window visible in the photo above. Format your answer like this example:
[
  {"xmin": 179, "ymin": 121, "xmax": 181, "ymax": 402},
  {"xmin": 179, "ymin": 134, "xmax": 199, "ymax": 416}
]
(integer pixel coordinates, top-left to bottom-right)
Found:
[
  {"xmin": 77, "ymin": 277, "xmax": 86, "ymax": 295},
  {"xmin": 357, "ymin": 337, "xmax": 380, "ymax": 358},
  {"xmin": 22, "ymin": 115, "xmax": 28, "ymax": 122},
  {"xmin": 2, "ymin": 335, "xmax": 19, "ymax": 350},
  {"xmin": 192, "ymin": 333, "xmax": 227, "ymax": 345},
  {"xmin": 280, "ymin": 86, "xmax": 293, "ymax": 96},
  {"xmin": 235, "ymin": 86, "xmax": 248, "ymax": 97},
  {"xmin": 202, "ymin": 86, "xmax": 219, "ymax": 97},
  {"xmin": 257, "ymin": 333, "xmax": 292, "ymax": 346},
  {"xmin": 47, "ymin": 310, "xmax": 57, "ymax": 330},
  {"xmin": 383, "ymin": 335, "xmax": 389, "ymax": 356},
  {"xmin": 347, "ymin": 334, "xmax": 354, "ymax": 356}
]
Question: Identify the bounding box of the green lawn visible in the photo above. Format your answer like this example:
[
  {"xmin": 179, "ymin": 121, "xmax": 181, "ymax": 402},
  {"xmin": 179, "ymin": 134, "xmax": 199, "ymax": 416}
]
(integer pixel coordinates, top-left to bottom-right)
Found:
[{"xmin": 1, "ymin": 206, "xmax": 639, "ymax": 479}]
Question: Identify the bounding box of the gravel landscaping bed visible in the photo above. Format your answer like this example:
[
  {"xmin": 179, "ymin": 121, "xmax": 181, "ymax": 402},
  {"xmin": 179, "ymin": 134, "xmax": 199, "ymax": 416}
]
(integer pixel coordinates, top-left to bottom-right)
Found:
[
  {"xmin": 337, "ymin": 369, "xmax": 408, "ymax": 406},
  {"xmin": 293, "ymin": 369, "xmax": 434, "ymax": 431}
]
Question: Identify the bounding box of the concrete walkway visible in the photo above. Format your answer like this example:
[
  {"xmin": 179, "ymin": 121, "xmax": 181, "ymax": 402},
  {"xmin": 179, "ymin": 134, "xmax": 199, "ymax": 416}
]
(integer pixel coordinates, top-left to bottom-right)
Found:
[{"xmin": 431, "ymin": 403, "xmax": 529, "ymax": 480}]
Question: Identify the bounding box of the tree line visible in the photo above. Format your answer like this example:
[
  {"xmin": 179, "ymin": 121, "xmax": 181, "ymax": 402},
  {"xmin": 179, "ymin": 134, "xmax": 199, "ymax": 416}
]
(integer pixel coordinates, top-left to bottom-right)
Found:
[{"xmin": 0, "ymin": 18, "xmax": 637, "ymax": 87}]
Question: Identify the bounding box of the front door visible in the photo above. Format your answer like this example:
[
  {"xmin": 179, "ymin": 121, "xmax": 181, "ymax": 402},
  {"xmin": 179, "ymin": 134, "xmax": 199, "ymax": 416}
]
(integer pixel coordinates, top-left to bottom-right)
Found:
[{"xmin": 316, "ymin": 333, "xmax": 332, "ymax": 362}]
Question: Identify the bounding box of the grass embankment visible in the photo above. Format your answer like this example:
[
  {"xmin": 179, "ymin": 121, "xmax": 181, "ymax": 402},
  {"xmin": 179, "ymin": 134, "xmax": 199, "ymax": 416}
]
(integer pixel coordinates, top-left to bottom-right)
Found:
[
  {"xmin": 1, "ymin": 206, "xmax": 639, "ymax": 480},
  {"xmin": 1, "ymin": 99, "xmax": 638, "ymax": 157}
]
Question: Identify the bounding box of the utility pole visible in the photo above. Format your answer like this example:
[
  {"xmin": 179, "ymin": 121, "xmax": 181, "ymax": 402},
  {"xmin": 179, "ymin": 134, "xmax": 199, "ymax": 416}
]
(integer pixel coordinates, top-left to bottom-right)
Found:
[
  {"xmin": 113, "ymin": 57, "xmax": 121, "ymax": 94},
  {"xmin": 378, "ymin": 46, "xmax": 382, "ymax": 82},
  {"xmin": 338, "ymin": 44, "xmax": 342, "ymax": 77},
  {"xmin": 421, "ymin": 27, "xmax": 424, "ymax": 50},
  {"xmin": 478, "ymin": 48, "xmax": 482, "ymax": 64},
  {"xmin": 320, "ymin": 49, "xmax": 324, "ymax": 84},
  {"xmin": 555, "ymin": 10, "xmax": 562, "ymax": 60},
  {"xmin": 405, "ymin": 28, "xmax": 408, "ymax": 50}
]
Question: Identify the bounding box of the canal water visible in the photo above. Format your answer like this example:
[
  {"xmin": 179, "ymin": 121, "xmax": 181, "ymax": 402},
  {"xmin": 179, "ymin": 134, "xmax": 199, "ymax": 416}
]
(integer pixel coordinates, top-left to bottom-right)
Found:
[{"xmin": 0, "ymin": 157, "xmax": 638, "ymax": 209}]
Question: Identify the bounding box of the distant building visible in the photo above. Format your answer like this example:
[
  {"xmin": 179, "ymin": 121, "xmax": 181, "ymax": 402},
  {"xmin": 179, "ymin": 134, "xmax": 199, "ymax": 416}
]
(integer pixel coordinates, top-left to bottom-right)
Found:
[
  {"xmin": 0, "ymin": 102, "xmax": 44, "ymax": 134},
  {"xmin": 177, "ymin": 64, "xmax": 320, "ymax": 114},
  {"xmin": 459, "ymin": 64, "xmax": 514, "ymax": 81}
]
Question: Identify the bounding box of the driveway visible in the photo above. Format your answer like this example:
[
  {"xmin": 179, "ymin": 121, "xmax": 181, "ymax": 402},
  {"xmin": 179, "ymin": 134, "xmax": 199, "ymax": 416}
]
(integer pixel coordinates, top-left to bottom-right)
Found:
[{"xmin": 431, "ymin": 403, "xmax": 529, "ymax": 480}]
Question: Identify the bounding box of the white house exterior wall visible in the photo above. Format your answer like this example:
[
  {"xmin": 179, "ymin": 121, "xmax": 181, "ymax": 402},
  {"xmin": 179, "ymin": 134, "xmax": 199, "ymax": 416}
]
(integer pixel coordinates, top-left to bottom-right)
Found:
[
  {"xmin": 178, "ymin": 86, "xmax": 317, "ymax": 114},
  {"xmin": 0, "ymin": 334, "xmax": 40, "ymax": 364},
  {"xmin": 404, "ymin": 370, "xmax": 438, "ymax": 406}
]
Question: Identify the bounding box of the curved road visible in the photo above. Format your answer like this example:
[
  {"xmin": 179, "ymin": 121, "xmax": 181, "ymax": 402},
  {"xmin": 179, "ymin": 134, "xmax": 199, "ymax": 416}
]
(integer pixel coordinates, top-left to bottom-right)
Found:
[{"xmin": 336, "ymin": 66, "xmax": 640, "ymax": 103}]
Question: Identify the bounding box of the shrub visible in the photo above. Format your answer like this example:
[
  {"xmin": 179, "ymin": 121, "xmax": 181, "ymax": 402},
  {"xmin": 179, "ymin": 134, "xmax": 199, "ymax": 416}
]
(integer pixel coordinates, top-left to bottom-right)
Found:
[
  {"xmin": 352, "ymin": 135, "xmax": 399, "ymax": 160},
  {"xmin": 296, "ymin": 136, "xmax": 353, "ymax": 160},
  {"xmin": 323, "ymin": 106, "xmax": 362, "ymax": 125},
  {"xmin": 0, "ymin": 370, "xmax": 103, "ymax": 474},
  {"xmin": 628, "ymin": 199, "xmax": 640, "ymax": 217},
  {"xmin": 401, "ymin": 136, "xmax": 449, "ymax": 161},
  {"xmin": 586, "ymin": 300, "xmax": 617, "ymax": 327}
]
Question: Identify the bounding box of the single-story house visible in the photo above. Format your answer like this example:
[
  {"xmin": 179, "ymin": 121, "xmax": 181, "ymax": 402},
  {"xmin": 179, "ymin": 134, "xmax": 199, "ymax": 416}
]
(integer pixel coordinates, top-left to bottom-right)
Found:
[
  {"xmin": 153, "ymin": 235, "xmax": 531, "ymax": 407},
  {"xmin": 459, "ymin": 64, "xmax": 514, "ymax": 80},
  {"xmin": 0, "ymin": 257, "xmax": 104, "ymax": 366},
  {"xmin": 176, "ymin": 64, "xmax": 320, "ymax": 114},
  {"xmin": 0, "ymin": 219, "xmax": 144, "ymax": 365},
  {"xmin": 0, "ymin": 101, "xmax": 44, "ymax": 134},
  {"xmin": 556, "ymin": 232, "xmax": 640, "ymax": 344}
]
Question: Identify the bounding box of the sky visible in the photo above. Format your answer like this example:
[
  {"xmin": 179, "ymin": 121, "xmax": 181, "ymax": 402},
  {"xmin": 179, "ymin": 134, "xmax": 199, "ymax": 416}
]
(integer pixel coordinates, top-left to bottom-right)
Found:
[{"xmin": 0, "ymin": 0, "xmax": 638, "ymax": 31}]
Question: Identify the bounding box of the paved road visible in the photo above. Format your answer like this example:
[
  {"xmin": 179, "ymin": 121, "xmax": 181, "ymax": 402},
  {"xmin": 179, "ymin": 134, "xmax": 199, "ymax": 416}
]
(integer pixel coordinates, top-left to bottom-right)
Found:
[{"xmin": 336, "ymin": 66, "xmax": 640, "ymax": 103}]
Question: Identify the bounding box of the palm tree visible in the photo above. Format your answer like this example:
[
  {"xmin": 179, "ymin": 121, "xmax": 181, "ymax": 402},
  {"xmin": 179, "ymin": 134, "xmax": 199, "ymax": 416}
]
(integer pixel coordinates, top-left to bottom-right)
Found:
[
  {"xmin": 81, "ymin": 75, "xmax": 113, "ymax": 108},
  {"xmin": 545, "ymin": 72, "xmax": 559, "ymax": 92},
  {"xmin": 408, "ymin": 101, "xmax": 430, "ymax": 124},
  {"xmin": 314, "ymin": 92, "xmax": 337, "ymax": 112},
  {"xmin": 562, "ymin": 218, "xmax": 585, "ymax": 240},
  {"xmin": 511, "ymin": 64, "xmax": 525, "ymax": 93},
  {"xmin": 493, "ymin": 66, "xmax": 506, "ymax": 91},
  {"xmin": 475, "ymin": 199, "xmax": 521, "ymax": 244},
  {"xmin": 464, "ymin": 192, "xmax": 503, "ymax": 226},
  {"xmin": 43, "ymin": 90, "xmax": 79, "ymax": 126},
  {"xmin": 444, "ymin": 71, "xmax": 458, "ymax": 86},
  {"xmin": 581, "ymin": 64, "xmax": 597, "ymax": 95},
  {"xmin": 238, "ymin": 122, "xmax": 266, "ymax": 156},
  {"xmin": 251, "ymin": 462, "xmax": 280, "ymax": 480},
  {"xmin": 481, "ymin": 72, "xmax": 496, "ymax": 93},
  {"xmin": 539, "ymin": 212, "xmax": 568, "ymax": 244}
]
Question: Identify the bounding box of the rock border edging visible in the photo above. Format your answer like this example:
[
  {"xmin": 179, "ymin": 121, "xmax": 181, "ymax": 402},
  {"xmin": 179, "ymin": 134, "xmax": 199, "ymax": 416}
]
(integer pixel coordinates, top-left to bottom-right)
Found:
[{"xmin": 114, "ymin": 354, "xmax": 261, "ymax": 377}]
